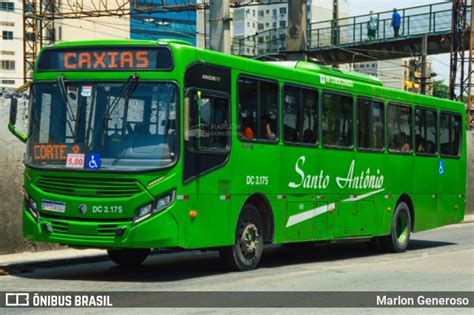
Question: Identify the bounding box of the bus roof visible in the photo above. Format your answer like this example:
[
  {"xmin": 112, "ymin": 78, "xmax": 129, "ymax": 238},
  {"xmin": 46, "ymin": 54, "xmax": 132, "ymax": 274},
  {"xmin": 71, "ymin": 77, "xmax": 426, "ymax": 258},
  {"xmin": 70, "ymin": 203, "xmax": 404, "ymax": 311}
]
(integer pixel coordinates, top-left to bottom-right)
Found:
[{"xmin": 38, "ymin": 39, "xmax": 464, "ymax": 112}]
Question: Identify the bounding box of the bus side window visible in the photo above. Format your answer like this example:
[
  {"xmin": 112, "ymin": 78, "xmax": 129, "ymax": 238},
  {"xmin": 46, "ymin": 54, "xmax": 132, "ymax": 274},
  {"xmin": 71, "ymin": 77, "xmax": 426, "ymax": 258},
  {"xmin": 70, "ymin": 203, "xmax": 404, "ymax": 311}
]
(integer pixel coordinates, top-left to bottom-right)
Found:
[
  {"xmin": 415, "ymin": 108, "xmax": 437, "ymax": 155},
  {"xmin": 388, "ymin": 103, "xmax": 412, "ymax": 154},
  {"xmin": 302, "ymin": 88, "xmax": 318, "ymax": 145},
  {"xmin": 186, "ymin": 90, "xmax": 230, "ymax": 152},
  {"xmin": 322, "ymin": 92, "xmax": 353, "ymax": 148},
  {"xmin": 238, "ymin": 76, "xmax": 278, "ymax": 142},
  {"xmin": 283, "ymin": 85, "xmax": 318, "ymax": 145},
  {"xmin": 440, "ymin": 112, "xmax": 461, "ymax": 157},
  {"xmin": 283, "ymin": 86, "xmax": 300, "ymax": 142},
  {"xmin": 357, "ymin": 98, "xmax": 384, "ymax": 151}
]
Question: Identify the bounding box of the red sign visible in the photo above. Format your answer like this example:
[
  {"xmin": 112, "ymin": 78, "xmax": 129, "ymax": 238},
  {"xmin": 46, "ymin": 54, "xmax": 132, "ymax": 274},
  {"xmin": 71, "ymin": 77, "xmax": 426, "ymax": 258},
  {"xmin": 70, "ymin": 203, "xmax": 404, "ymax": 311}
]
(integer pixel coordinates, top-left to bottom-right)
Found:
[
  {"xmin": 63, "ymin": 51, "xmax": 150, "ymax": 70},
  {"xmin": 37, "ymin": 47, "xmax": 173, "ymax": 71}
]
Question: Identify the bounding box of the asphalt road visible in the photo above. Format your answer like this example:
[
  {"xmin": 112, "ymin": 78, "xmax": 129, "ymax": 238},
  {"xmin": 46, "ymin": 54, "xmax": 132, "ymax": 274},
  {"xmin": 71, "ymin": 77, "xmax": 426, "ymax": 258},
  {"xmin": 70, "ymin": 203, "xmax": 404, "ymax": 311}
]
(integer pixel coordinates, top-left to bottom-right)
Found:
[{"xmin": 1, "ymin": 223, "xmax": 473, "ymax": 313}]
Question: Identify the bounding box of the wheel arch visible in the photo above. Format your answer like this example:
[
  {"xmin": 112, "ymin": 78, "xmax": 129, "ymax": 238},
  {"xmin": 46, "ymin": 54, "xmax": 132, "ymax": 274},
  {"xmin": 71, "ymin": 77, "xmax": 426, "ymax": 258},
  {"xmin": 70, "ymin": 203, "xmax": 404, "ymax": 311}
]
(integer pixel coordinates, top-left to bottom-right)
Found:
[
  {"xmin": 243, "ymin": 193, "xmax": 275, "ymax": 244},
  {"xmin": 397, "ymin": 193, "xmax": 415, "ymax": 231}
]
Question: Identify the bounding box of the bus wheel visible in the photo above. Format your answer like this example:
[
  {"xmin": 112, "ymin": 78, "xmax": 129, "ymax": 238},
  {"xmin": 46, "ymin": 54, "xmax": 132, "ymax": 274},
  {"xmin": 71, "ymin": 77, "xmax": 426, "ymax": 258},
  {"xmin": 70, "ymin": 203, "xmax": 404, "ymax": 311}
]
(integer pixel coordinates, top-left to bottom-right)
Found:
[
  {"xmin": 220, "ymin": 204, "xmax": 264, "ymax": 271},
  {"xmin": 107, "ymin": 248, "xmax": 151, "ymax": 266},
  {"xmin": 384, "ymin": 202, "xmax": 412, "ymax": 252}
]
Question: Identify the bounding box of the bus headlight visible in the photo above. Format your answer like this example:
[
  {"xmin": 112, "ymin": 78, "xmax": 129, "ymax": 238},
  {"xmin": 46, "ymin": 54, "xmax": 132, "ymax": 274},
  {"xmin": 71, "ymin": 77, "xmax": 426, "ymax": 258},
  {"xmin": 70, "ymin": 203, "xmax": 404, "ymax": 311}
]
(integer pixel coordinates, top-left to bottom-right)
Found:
[{"xmin": 133, "ymin": 190, "xmax": 175, "ymax": 224}]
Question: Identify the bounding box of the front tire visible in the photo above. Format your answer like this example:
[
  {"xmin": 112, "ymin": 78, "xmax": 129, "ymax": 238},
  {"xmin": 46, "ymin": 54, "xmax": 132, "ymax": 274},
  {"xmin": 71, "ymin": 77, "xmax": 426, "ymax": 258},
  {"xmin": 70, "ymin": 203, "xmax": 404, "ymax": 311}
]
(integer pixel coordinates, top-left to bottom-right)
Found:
[
  {"xmin": 220, "ymin": 204, "xmax": 264, "ymax": 271},
  {"xmin": 384, "ymin": 202, "xmax": 412, "ymax": 252},
  {"xmin": 107, "ymin": 248, "xmax": 151, "ymax": 266}
]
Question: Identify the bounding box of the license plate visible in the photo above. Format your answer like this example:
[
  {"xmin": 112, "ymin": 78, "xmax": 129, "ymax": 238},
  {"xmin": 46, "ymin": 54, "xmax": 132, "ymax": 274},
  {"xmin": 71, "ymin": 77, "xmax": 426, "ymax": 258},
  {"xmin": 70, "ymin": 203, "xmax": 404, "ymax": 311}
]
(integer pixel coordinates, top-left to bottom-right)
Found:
[{"xmin": 41, "ymin": 200, "xmax": 66, "ymax": 213}]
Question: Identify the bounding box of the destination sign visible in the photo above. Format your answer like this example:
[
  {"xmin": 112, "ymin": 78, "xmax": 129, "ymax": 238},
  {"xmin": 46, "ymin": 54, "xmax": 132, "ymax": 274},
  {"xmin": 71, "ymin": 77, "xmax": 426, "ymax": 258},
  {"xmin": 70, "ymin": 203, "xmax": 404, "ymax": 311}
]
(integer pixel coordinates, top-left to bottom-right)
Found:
[{"xmin": 37, "ymin": 47, "xmax": 173, "ymax": 71}]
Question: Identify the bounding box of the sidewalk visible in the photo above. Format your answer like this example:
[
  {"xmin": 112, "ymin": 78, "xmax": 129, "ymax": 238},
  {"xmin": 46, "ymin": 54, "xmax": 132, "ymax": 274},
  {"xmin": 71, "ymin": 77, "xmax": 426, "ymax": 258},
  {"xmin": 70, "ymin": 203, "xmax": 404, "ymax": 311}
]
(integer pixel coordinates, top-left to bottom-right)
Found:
[
  {"xmin": 0, "ymin": 248, "xmax": 106, "ymax": 267},
  {"xmin": 1, "ymin": 214, "xmax": 473, "ymax": 268}
]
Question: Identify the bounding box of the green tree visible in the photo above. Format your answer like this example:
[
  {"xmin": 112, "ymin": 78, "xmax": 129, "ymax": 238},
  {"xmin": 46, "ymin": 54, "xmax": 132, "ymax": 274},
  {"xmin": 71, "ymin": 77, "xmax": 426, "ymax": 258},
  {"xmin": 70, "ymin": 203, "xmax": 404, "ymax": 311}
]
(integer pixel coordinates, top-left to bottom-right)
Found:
[{"xmin": 432, "ymin": 79, "xmax": 449, "ymax": 99}]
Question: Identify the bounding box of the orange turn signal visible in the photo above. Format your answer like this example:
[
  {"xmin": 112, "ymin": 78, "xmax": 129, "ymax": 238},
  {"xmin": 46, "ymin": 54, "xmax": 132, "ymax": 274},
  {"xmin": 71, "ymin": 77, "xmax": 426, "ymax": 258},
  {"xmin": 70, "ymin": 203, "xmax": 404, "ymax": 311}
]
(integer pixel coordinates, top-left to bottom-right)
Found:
[{"xmin": 189, "ymin": 210, "xmax": 198, "ymax": 218}]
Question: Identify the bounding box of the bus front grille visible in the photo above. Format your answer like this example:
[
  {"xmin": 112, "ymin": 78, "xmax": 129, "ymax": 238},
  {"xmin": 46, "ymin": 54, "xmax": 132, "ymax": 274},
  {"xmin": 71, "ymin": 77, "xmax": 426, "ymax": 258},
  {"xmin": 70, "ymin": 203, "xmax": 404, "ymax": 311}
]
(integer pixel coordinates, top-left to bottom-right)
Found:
[
  {"xmin": 35, "ymin": 175, "xmax": 142, "ymax": 198},
  {"xmin": 50, "ymin": 220, "xmax": 68, "ymax": 234},
  {"xmin": 49, "ymin": 220, "xmax": 121, "ymax": 238}
]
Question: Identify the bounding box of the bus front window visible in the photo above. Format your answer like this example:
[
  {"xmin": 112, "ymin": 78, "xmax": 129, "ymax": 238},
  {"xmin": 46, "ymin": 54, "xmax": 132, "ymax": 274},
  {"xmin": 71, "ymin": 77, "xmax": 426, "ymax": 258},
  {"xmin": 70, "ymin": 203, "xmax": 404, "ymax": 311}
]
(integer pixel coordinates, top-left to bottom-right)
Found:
[{"xmin": 26, "ymin": 81, "xmax": 178, "ymax": 171}]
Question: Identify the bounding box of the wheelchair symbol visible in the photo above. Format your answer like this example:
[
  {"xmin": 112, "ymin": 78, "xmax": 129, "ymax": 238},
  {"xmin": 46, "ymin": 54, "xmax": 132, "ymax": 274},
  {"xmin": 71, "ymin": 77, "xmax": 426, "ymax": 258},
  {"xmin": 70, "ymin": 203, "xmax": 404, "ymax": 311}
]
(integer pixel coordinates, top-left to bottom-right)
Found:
[
  {"xmin": 86, "ymin": 153, "xmax": 101, "ymax": 170},
  {"xmin": 438, "ymin": 160, "xmax": 445, "ymax": 175},
  {"xmin": 89, "ymin": 156, "xmax": 98, "ymax": 169}
]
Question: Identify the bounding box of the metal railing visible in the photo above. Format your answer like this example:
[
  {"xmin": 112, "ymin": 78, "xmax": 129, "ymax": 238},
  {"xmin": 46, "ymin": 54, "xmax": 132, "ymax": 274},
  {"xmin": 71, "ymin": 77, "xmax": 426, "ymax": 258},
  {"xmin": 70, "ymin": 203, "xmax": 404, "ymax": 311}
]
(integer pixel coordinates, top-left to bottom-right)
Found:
[{"xmin": 231, "ymin": 1, "xmax": 471, "ymax": 57}]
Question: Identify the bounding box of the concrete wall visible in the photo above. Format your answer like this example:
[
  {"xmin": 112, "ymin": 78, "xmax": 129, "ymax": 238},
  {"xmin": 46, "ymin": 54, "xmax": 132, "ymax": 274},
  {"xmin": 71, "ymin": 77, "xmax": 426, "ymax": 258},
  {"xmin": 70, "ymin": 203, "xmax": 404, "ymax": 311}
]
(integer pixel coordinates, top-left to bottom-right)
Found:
[{"xmin": 0, "ymin": 96, "xmax": 58, "ymax": 254}]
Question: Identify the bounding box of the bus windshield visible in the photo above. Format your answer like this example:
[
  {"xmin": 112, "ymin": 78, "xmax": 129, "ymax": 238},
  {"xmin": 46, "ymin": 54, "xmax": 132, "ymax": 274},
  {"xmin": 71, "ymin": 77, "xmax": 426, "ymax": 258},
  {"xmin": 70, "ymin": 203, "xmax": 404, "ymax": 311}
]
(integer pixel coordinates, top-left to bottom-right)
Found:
[{"xmin": 26, "ymin": 81, "xmax": 178, "ymax": 171}]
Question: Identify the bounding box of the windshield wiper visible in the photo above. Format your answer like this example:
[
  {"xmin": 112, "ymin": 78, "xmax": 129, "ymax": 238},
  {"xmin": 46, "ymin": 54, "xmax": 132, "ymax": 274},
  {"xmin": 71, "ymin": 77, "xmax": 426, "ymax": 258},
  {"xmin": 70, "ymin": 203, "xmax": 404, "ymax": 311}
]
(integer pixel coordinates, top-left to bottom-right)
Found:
[
  {"xmin": 57, "ymin": 75, "xmax": 78, "ymax": 140},
  {"xmin": 103, "ymin": 74, "xmax": 140, "ymax": 126}
]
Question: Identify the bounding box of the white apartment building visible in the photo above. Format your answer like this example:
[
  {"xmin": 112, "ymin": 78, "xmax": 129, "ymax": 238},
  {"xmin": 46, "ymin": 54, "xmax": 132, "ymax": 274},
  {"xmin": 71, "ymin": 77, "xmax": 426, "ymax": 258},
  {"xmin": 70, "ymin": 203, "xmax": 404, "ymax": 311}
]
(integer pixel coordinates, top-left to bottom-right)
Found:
[
  {"xmin": 231, "ymin": 0, "xmax": 348, "ymax": 55},
  {"xmin": 0, "ymin": 0, "xmax": 23, "ymax": 89}
]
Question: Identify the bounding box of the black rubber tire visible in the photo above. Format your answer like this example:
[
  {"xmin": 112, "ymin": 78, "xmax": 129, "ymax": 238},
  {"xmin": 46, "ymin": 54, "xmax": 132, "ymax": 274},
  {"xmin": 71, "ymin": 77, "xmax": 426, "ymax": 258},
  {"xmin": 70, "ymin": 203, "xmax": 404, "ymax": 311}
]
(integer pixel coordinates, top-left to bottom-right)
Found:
[
  {"xmin": 107, "ymin": 248, "xmax": 151, "ymax": 266},
  {"xmin": 220, "ymin": 204, "xmax": 264, "ymax": 271},
  {"xmin": 383, "ymin": 201, "xmax": 412, "ymax": 253}
]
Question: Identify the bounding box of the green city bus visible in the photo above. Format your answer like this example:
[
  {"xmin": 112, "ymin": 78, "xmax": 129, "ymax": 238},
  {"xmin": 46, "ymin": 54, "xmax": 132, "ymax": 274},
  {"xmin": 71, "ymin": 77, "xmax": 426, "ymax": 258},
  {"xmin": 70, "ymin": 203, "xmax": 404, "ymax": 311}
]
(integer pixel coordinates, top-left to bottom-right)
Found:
[{"xmin": 8, "ymin": 39, "xmax": 466, "ymax": 271}]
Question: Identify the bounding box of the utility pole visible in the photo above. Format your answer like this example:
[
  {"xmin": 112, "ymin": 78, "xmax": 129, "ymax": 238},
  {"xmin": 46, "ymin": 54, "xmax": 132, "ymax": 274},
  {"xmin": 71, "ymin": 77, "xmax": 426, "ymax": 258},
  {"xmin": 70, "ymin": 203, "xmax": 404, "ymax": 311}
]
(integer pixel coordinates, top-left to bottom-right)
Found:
[
  {"xmin": 196, "ymin": 2, "xmax": 206, "ymax": 49},
  {"xmin": 331, "ymin": 0, "xmax": 339, "ymax": 45},
  {"xmin": 209, "ymin": 0, "xmax": 231, "ymax": 54},
  {"xmin": 420, "ymin": 34, "xmax": 428, "ymax": 95},
  {"xmin": 466, "ymin": 2, "xmax": 474, "ymax": 128},
  {"xmin": 287, "ymin": 0, "xmax": 307, "ymax": 61}
]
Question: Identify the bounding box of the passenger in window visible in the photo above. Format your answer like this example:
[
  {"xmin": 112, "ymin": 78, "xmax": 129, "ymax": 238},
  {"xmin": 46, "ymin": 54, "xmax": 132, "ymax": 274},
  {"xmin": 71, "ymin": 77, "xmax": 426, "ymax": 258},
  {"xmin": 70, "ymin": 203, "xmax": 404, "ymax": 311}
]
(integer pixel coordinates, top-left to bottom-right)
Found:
[
  {"xmin": 416, "ymin": 135, "xmax": 425, "ymax": 153},
  {"xmin": 426, "ymin": 141, "xmax": 435, "ymax": 154},
  {"xmin": 241, "ymin": 116, "xmax": 255, "ymax": 139},
  {"xmin": 417, "ymin": 142, "xmax": 425, "ymax": 153},
  {"xmin": 400, "ymin": 132, "xmax": 411, "ymax": 153},
  {"xmin": 261, "ymin": 115, "xmax": 276, "ymax": 140}
]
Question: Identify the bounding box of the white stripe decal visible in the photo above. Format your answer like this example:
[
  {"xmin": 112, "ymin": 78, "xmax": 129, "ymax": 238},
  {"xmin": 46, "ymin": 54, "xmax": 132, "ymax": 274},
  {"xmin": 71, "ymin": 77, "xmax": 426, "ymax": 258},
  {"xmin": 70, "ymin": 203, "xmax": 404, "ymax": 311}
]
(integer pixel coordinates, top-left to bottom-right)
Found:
[
  {"xmin": 342, "ymin": 188, "xmax": 385, "ymax": 202},
  {"xmin": 286, "ymin": 203, "xmax": 335, "ymax": 228},
  {"xmin": 285, "ymin": 189, "xmax": 385, "ymax": 228}
]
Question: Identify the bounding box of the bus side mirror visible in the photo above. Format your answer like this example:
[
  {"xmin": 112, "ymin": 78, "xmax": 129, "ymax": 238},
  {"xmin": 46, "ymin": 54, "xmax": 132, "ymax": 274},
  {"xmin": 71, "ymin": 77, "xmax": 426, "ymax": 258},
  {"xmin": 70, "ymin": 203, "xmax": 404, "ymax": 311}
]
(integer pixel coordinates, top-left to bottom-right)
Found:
[
  {"xmin": 9, "ymin": 97, "xmax": 17, "ymax": 126},
  {"xmin": 7, "ymin": 82, "xmax": 30, "ymax": 143}
]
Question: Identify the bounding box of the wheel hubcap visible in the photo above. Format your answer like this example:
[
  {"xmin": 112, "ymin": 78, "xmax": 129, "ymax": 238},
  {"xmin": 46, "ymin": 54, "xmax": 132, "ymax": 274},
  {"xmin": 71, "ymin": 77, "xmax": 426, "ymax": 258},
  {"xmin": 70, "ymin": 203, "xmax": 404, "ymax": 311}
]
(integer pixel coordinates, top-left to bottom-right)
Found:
[
  {"xmin": 239, "ymin": 223, "xmax": 259, "ymax": 256},
  {"xmin": 396, "ymin": 210, "xmax": 409, "ymax": 244}
]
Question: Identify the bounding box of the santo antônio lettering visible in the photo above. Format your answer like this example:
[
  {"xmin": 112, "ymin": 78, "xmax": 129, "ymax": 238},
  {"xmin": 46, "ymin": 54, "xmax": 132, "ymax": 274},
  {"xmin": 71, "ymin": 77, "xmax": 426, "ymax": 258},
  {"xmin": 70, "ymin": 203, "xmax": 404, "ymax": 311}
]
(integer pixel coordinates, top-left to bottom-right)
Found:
[{"xmin": 63, "ymin": 50, "xmax": 150, "ymax": 70}]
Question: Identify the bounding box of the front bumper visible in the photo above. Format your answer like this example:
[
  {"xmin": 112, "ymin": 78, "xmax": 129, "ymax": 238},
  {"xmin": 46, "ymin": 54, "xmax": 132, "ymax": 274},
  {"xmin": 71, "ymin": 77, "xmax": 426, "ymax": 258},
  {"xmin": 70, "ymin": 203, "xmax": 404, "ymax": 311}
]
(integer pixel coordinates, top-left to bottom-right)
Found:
[{"xmin": 23, "ymin": 204, "xmax": 179, "ymax": 249}]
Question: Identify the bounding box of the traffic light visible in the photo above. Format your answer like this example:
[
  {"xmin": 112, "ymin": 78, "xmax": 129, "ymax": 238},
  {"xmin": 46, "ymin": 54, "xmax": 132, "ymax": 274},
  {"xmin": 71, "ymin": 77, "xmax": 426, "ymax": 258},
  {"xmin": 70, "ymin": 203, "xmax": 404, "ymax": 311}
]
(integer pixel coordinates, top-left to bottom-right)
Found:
[{"xmin": 406, "ymin": 59, "xmax": 422, "ymax": 91}]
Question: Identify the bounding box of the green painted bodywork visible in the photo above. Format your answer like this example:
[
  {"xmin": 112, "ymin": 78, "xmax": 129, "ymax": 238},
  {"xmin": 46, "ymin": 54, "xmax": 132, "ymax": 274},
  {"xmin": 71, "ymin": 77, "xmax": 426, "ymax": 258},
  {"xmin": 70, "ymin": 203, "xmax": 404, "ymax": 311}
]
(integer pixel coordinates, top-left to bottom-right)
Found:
[{"xmin": 22, "ymin": 39, "xmax": 466, "ymax": 250}]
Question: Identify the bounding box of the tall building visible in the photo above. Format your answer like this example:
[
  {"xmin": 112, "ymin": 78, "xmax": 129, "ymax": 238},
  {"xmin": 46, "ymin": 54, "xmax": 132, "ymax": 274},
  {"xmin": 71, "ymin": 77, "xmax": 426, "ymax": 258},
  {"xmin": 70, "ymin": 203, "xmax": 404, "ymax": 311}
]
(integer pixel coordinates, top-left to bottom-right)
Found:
[
  {"xmin": 131, "ymin": 0, "xmax": 197, "ymax": 45},
  {"xmin": 0, "ymin": 1, "xmax": 23, "ymax": 89},
  {"xmin": 0, "ymin": 1, "xmax": 130, "ymax": 89},
  {"xmin": 230, "ymin": 0, "xmax": 348, "ymax": 55}
]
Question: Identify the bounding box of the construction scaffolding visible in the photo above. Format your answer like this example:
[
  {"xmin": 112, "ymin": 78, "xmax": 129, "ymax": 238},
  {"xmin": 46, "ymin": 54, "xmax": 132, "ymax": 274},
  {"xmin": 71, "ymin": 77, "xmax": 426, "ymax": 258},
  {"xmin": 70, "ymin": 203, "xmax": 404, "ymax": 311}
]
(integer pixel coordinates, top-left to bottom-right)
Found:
[{"xmin": 22, "ymin": 0, "xmax": 201, "ymax": 81}]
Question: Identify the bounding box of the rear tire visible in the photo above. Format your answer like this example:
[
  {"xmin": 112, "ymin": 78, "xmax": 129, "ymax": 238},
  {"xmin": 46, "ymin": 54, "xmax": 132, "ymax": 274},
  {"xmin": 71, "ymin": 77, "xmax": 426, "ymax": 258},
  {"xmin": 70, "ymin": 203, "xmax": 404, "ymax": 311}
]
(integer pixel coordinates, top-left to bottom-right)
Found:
[
  {"xmin": 220, "ymin": 204, "xmax": 264, "ymax": 271},
  {"xmin": 383, "ymin": 202, "xmax": 412, "ymax": 252},
  {"xmin": 107, "ymin": 248, "xmax": 150, "ymax": 266}
]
